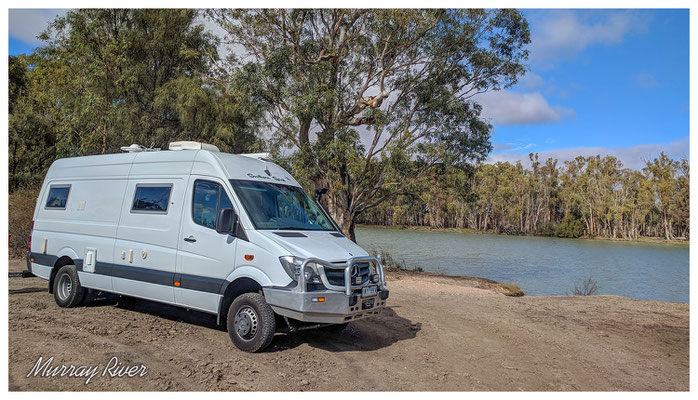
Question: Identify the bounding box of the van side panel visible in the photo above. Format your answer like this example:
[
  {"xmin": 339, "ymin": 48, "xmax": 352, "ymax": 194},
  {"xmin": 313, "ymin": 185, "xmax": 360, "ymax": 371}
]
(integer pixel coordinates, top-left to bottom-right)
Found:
[
  {"xmin": 32, "ymin": 178, "xmax": 128, "ymax": 290},
  {"xmin": 112, "ymin": 177, "xmax": 188, "ymax": 303}
]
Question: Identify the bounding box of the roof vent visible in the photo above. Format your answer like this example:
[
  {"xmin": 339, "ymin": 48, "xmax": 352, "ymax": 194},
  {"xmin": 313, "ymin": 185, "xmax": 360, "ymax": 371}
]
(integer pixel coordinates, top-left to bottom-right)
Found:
[
  {"xmin": 240, "ymin": 152, "xmax": 272, "ymax": 161},
  {"xmin": 120, "ymin": 144, "xmax": 160, "ymax": 153},
  {"xmin": 121, "ymin": 144, "xmax": 144, "ymax": 153},
  {"xmin": 168, "ymin": 141, "xmax": 220, "ymax": 152}
]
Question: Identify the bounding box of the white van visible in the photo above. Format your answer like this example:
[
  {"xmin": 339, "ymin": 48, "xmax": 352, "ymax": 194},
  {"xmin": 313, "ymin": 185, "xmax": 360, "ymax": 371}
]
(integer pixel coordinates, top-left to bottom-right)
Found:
[{"xmin": 26, "ymin": 142, "xmax": 388, "ymax": 352}]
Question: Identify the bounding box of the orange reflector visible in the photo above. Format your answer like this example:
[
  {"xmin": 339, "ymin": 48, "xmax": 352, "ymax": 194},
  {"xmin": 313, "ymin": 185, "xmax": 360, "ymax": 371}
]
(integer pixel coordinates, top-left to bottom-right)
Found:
[
  {"xmin": 244, "ymin": 254, "xmax": 254, "ymax": 261},
  {"xmin": 30, "ymin": 258, "xmax": 34, "ymax": 262},
  {"xmin": 174, "ymin": 281, "xmax": 180, "ymax": 287}
]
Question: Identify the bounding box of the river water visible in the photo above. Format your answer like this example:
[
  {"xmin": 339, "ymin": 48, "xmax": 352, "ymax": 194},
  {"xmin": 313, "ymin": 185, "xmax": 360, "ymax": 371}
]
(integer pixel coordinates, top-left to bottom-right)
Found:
[{"xmin": 356, "ymin": 226, "xmax": 689, "ymax": 303}]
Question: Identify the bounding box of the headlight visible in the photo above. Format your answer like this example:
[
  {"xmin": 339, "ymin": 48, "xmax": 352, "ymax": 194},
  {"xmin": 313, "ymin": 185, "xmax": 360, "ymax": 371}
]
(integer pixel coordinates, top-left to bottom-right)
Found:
[{"xmin": 279, "ymin": 256, "xmax": 321, "ymax": 284}]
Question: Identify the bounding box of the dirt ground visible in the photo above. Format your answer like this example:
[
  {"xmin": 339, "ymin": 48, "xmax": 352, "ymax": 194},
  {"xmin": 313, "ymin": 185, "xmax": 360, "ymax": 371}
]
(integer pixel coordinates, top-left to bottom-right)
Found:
[{"xmin": 8, "ymin": 259, "xmax": 689, "ymax": 391}]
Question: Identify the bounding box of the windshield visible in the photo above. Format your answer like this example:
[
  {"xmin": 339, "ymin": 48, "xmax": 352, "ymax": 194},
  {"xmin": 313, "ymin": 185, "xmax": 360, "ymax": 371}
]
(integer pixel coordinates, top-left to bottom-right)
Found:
[{"xmin": 230, "ymin": 180, "xmax": 335, "ymax": 231}]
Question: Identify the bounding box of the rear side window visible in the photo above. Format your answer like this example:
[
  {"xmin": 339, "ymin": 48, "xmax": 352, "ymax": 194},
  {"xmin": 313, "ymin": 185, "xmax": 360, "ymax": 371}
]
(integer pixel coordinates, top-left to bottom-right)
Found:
[
  {"xmin": 131, "ymin": 185, "xmax": 172, "ymax": 213},
  {"xmin": 45, "ymin": 185, "xmax": 71, "ymax": 209},
  {"xmin": 193, "ymin": 180, "xmax": 233, "ymax": 229}
]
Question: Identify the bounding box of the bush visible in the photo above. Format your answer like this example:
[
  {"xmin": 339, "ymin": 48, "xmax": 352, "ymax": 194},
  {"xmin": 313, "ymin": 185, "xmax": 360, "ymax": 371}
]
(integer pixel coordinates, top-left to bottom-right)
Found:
[
  {"xmin": 9, "ymin": 187, "xmax": 40, "ymax": 257},
  {"xmin": 500, "ymin": 283, "xmax": 524, "ymax": 297},
  {"xmin": 572, "ymin": 277, "xmax": 600, "ymax": 296},
  {"xmin": 554, "ymin": 216, "xmax": 585, "ymax": 238},
  {"xmin": 368, "ymin": 246, "xmax": 404, "ymax": 269}
]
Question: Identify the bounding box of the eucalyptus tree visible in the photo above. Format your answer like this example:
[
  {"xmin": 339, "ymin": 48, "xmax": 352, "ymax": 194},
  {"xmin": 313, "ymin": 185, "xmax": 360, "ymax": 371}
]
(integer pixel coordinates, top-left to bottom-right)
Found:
[
  {"xmin": 33, "ymin": 9, "xmax": 262, "ymax": 157},
  {"xmin": 643, "ymin": 152, "xmax": 682, "ymax": 240},
  {"xmin": 211, "ymin": 8, "xmax": 530, "ymax": 239}
]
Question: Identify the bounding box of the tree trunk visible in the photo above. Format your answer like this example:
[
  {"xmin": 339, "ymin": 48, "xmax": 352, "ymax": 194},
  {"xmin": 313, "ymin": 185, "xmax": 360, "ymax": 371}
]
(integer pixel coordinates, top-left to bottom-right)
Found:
[
  {"xmin": 331, "ymin": 202, "xmax": 357, "ymax": 242},
  {"xmin": 298, "ymin": 117, "xmax": 311, "ymax": 145}
]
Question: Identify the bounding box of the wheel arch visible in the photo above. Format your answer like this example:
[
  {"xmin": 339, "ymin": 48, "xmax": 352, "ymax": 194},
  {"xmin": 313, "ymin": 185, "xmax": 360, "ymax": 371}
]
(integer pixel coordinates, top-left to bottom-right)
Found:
[
  {"xmin": 217, "ymin": 276, "xmax": 264, "ymax": 326},
  {"xmin": 48, "ymin": 255, "xmax": 77, "ymax": 294}
]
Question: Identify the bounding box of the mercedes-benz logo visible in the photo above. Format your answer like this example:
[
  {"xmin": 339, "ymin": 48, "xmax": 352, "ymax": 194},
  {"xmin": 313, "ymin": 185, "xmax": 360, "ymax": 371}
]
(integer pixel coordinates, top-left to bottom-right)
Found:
[{"xmin": 351, "ymin": 265, "xmax": 361, "ymax": 285}]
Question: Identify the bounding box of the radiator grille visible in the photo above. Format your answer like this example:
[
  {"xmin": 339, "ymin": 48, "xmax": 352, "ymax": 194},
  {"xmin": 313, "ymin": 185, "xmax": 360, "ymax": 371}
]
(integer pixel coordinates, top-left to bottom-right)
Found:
[{"xmin": 323, "ymin": 262, "xmax": 371, "ymax": 286}]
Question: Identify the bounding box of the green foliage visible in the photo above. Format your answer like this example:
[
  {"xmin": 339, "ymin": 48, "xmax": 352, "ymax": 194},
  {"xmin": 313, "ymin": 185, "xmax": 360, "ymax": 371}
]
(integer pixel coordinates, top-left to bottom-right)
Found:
[
  {"xmin": 211, "ymin": 9, "xmax": 531, "ymax": 239},
  {"xmin": 359, "ymin": 153, "xmax": 689, "ymax": 241},
  {"xmin": 9, "ymin": 9, "xmax": 263, "ymax": 192},
  {"xmin": 554, "ymin": 215, "xmax": 585, "ymax": 238}
]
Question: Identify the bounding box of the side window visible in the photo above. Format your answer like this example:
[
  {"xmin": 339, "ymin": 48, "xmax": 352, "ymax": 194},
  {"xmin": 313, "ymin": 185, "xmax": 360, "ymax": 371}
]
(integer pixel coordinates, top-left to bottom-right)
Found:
[
  {"xmin": 193, "ymin": 180, "xmax": 233, "ymax": 229},
  {"xmin": 45, "ymin": 185, "xmax": 71, "ymax": 209},
  {"xmin": 131, "ymin": 184, "xmax": 172, "ymax": 213}
]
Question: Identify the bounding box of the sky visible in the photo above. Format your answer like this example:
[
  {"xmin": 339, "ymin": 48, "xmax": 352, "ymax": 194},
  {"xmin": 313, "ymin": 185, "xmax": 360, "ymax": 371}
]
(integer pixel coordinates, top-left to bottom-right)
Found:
[{"xmin": 8, "ymin": 8, "xmax": 690, "ymax": 170}]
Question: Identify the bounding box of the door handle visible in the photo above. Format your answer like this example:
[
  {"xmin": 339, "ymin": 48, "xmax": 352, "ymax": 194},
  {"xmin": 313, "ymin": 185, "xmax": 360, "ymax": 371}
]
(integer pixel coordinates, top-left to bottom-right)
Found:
[{"xmin": 184, "ymin": 236, "xmax": 197, "ymax": 243}]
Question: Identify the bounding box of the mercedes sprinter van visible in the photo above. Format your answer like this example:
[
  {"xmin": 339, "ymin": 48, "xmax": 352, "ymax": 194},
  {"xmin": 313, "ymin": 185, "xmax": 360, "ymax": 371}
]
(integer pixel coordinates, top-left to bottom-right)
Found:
[{"xmin": 27, "ymin": 141, "xmax": 388, "ymax": 352}]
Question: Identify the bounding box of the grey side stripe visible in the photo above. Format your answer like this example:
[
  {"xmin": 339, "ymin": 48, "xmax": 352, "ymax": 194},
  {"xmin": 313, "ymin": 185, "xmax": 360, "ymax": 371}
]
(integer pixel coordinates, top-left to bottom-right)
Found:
[{"xmin": 29, "ymin": 252, "xmax": 225, "ymax": 294}]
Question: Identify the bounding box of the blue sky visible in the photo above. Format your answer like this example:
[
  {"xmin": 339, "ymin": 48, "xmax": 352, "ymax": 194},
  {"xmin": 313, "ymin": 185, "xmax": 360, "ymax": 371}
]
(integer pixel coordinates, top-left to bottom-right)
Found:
[{"xmin": 8, "ymin": 9, "xmax": 690, "ymax": 169}]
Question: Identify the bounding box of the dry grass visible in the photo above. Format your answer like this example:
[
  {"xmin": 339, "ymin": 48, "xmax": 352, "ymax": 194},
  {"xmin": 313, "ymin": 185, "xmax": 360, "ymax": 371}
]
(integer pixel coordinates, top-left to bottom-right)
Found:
[
  {"xmin": 9, "ymin": 187, "xmax": 39, "ymax": 258},
  {"xmin": 499, "ymin": 283, "xmax": 524, "ymax": 297}
]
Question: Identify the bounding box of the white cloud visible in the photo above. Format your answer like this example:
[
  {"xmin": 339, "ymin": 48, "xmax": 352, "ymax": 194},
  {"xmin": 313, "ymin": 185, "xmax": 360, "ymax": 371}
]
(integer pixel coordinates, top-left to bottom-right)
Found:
[
  {"xmin": 9, "ymin": 9, "xmax": 69, "ymax": 45},
  {"xmin": 517, "ymin": 71, "xmax": 545, "ymax": 90},
  {"xmin": 477, "ymin": 90, "xmax": 575, "ymax": 126},
  {"xmin": 528, "ymin": 10, "xmax": 647, "ymax": 68},
  {"xmin": 636, "ymin": 72, "xmax": 659, "ymax": 88},
  {"xmin": 487, "ymin": 136, "xmax": 688, "ymax": 170}
]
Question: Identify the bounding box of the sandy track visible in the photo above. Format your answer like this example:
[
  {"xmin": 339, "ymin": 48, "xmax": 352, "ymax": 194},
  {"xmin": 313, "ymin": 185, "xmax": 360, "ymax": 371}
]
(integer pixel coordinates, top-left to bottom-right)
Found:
[{"xmin": 8, "ymin": 259, "xmax": 688, "ymax": 391}]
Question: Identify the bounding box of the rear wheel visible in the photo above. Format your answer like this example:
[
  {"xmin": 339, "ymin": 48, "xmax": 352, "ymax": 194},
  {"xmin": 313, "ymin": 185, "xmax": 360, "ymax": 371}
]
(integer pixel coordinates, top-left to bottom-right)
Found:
[
  {"xmin": 53, "ymin": 265, "xmax": 86, "ymax": 307},
  {"xmin": 227, "ymin": 293, "xmax": 276, "ymax": 352}
]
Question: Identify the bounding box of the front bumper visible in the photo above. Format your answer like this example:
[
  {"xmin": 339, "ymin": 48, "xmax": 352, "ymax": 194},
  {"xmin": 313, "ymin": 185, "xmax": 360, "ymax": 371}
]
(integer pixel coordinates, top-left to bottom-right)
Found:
[{"xmin": 263, "ymin": 256, "xmax": 389, "ymax": 324}]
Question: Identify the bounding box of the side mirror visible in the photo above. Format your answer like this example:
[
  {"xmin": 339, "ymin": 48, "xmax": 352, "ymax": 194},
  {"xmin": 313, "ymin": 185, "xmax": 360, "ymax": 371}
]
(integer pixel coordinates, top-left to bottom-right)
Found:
[{"xmin": 216, "ymin": 208, "xmax": 238, "ymax": 235}]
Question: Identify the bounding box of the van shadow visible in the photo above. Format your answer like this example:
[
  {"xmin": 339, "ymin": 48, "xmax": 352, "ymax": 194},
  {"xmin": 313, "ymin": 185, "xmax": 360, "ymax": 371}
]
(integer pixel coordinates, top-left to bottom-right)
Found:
[
  {"xmin": 266, "ymin": 307, "xmax": 421, "ymax": 353},
  {"xmin": 89, "ymin": 297, "xmax": 420, "ymax": 352},
  {"xmin": 89, "ymin": 295, "xmax": 223, "ymax": 331},
  {"xmin": 9, "ymin": 287, "xmax": 47, "ymax": 295}
]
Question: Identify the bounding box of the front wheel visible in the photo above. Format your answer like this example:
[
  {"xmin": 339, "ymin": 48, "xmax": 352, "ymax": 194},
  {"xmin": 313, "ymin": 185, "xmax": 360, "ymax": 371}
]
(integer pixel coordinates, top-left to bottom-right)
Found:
[
  {"xmin": 53, "ymin": 265, "xmax": 86, "ymax": 307},
  {"xmin": 227, "ymin": 293, "xmax": 276, "ymax": 352}
]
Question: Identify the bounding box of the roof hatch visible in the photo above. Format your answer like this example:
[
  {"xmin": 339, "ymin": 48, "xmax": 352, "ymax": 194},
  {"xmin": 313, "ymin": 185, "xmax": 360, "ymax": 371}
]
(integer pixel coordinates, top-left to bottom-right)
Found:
[{"xmin": 168, "ymin": 141, "xmax": 220, "ymax": 152}]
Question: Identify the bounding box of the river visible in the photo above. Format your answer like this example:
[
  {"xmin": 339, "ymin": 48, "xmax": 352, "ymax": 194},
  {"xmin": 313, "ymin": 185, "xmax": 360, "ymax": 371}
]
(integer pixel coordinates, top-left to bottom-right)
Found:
[{"xmin": 355, "ymin": 226, "xmax": 689, "ymax": 303}]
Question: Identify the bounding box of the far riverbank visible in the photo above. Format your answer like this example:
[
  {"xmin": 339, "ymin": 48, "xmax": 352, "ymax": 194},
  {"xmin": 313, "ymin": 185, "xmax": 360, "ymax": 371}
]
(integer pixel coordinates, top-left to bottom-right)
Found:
[{"xmin": 357, "ymin": 224, "xmax": 689, "ymax": 246}]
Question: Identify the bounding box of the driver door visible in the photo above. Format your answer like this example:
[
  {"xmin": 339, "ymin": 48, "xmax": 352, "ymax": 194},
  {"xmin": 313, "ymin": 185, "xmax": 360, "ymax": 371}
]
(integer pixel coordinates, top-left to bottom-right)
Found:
[{"xmin": 175, "ymin": 176, "xmax": 238, "ymax": 312}]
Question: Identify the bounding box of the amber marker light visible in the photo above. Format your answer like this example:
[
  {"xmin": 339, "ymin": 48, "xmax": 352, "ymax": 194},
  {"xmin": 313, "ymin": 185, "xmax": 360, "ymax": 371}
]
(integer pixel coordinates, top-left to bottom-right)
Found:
[
  {"xmin": 244, "ymin": 254, "xmax": 254, "ymax": 261},
  {"xmin": 174, "ymin": 281, "xmax": 180, "ymax": 287},
  {"xmin": 311, "ymin": 297, "xmax": 325, "ymax": 302}
]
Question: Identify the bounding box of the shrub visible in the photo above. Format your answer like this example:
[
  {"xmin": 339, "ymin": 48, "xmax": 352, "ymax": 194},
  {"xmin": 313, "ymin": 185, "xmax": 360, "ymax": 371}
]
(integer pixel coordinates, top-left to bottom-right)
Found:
[
  {"xmin": 368, "ymin": 246, "xmax": 403, "ymax": 269},
  {"xmin": 554, "ymin": 215, "xmax": 585, "ymax": 238},
  {"xmin": 9, "ymin": 187, "xmax": 40, "ymax": 257},
  {"xmin": 572, "ymin": 277, "xmax": 600, "ymax": 296},
  {"xmin": 500, "ymin": 283, "xmax": 524, "ymax": 297}
]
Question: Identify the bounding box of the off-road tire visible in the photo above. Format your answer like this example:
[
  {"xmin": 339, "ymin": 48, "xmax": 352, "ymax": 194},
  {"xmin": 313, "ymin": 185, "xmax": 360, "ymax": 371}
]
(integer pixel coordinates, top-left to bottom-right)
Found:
[
  {"xmin": 227, "ymin": 292, "xmax": 276, "ymax": 352},
  {"xmin": 53, "ymin": 265, "xmax": 86, "ymax": 307}
]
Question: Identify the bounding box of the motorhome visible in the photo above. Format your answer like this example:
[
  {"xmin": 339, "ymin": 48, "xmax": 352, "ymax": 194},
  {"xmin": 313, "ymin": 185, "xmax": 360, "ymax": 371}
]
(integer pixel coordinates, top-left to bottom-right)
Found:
[{"xmin": 26, "ymin": 141, "xmax": 388, "ymax": 352}]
